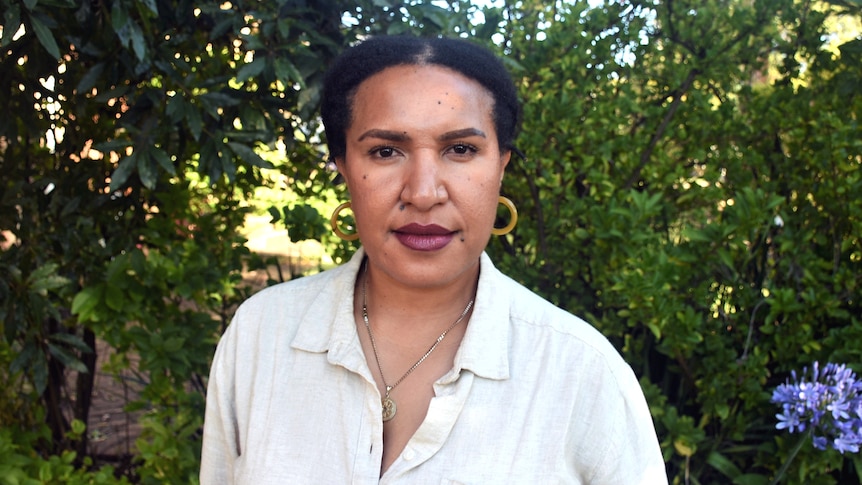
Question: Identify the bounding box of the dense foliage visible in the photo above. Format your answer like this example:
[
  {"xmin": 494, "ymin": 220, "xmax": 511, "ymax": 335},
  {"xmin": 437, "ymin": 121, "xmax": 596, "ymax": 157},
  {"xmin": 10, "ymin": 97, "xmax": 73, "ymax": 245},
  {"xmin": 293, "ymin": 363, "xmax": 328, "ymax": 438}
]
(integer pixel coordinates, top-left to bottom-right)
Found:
[
  {"xmin": 0, "ymin": 0, "xmax": 473, "ymax": 481},
  {"xmin": 487, "ymin": 1, "xmax": 862, "ymax": 483},
  {"xmin": 1, "ymin": 0, "xmax": 860, "ymax": 483}
]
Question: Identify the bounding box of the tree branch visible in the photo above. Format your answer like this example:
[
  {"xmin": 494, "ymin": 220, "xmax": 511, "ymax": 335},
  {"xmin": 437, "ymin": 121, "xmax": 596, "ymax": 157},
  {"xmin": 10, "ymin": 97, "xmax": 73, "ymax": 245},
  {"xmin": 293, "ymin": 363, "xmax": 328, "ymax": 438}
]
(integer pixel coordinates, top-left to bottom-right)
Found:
[{"xmin": 623, "ymin": 67, "xmax": 699, "ymax": 190}]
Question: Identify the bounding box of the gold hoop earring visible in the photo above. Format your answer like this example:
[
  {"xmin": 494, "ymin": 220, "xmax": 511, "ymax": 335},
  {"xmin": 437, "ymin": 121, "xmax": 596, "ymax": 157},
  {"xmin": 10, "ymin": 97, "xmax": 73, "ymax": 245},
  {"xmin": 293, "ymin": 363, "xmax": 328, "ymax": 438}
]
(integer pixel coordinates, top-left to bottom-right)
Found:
[
  {"xmin": 492, "ymin": 196, "xmax": 518, "ymax": 236},
  {"xmin": 330, "ymin": 201, "xmax": 360, "ymax": 241}
]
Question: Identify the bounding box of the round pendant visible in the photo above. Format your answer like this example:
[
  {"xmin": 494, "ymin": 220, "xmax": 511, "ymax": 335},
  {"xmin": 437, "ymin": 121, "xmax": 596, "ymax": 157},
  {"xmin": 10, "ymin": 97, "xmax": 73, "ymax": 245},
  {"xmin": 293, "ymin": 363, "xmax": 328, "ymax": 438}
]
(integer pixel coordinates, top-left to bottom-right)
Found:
[{"xmin": 381, "ymin": 396, "xmax": 397, "ymax": 422}]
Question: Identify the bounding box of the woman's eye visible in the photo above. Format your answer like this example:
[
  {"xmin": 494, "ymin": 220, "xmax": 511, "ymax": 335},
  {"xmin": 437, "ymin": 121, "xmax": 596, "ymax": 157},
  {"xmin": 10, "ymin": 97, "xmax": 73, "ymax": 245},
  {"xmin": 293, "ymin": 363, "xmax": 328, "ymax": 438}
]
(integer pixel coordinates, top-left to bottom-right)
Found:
[
  {"xmin": 372, "ymin": 146, "xmax": 396, "ymax": 158},
  {"xmin": 450, "ymin": 144, "xmax": 476, "ymax": 155}
]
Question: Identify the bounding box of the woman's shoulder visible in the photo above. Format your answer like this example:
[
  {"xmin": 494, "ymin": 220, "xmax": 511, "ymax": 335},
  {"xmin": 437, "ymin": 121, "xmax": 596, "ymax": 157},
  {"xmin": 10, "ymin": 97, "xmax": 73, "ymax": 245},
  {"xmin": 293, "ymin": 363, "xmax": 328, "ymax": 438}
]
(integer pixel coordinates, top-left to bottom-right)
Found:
[
  {"xmin": 224, "ymin": 254, "xmax": 361, "ymax": 342},
  {"xmin": 481, "ymin": 260, "xmax": 586, "ymax": 327},
  {"xmin": 482, "ymin": 257, "xmax": 624, "ymax": 362},
  {"xmin": 242, "ymin": 264, "xmax": 343, "ymax": 307},
  {"xmin": 505, "ymin": 277, "xmax": 606, "ymax": 340},
  {"xmin": 237, "ymin": 251, "xmax": 363, "ymax": 315}
]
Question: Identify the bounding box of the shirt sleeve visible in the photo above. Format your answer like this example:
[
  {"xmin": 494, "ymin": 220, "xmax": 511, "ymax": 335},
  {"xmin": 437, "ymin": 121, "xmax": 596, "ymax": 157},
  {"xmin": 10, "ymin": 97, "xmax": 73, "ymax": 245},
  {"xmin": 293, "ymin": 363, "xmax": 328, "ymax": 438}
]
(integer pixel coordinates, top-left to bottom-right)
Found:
[
  {"xmin": 200, "ymin": 319, "xmax": 241, "ymax": 485},
  {"xmin": 585, "ymin": 362, "xmax": 668, "ymax": 484}
]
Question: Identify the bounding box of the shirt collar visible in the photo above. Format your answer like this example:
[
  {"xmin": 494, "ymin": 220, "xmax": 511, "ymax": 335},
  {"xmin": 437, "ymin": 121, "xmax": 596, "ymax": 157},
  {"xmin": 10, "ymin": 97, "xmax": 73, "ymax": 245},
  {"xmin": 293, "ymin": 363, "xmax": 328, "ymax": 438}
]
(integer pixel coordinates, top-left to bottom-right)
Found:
[
  {"xmin": 290, "ymin": 248, "xmax": 511, "ymax": 381},
  {"xmin": 452, "ymin": 252, "xmax": 510, "ymax": 381},
  {"xmin": 289, "ymin": 247, "xmax": 366, "ymax": 376}
]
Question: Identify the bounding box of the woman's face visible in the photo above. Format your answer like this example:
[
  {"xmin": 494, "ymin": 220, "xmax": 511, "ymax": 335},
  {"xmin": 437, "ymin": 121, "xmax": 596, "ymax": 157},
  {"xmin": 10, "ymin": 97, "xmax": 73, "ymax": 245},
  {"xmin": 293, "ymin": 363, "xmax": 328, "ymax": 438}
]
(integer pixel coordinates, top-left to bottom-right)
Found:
[{"xmin": 336, "ymin": 64, "xmax": 511, "ymax": 290}]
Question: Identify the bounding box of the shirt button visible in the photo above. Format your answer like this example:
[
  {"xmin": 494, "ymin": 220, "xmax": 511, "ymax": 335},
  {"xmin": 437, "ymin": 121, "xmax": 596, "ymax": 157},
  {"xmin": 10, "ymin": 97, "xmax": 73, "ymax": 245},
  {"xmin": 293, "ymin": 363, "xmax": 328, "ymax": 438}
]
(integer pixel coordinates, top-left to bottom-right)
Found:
[{"xmin": 403, "ymin": 447, "xmax": 415, "ymax": 461}]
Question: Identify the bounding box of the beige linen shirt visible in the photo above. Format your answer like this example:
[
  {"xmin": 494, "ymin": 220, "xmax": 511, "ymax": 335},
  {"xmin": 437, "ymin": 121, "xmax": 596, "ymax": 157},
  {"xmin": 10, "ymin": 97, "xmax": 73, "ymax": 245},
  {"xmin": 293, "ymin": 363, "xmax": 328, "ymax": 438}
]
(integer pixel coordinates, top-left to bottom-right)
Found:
[{"xmin": 200, "ymin": 248, "xmax": 667, "ymax": 484}]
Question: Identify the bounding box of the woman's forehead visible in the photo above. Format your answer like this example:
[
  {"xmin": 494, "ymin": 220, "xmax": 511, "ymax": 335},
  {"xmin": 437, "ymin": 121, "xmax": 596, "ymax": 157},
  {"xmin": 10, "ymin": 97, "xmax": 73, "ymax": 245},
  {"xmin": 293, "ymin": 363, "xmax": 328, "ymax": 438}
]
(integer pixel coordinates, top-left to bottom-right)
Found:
[{"xmin": 349, "ymin": 65, "xmax": 496, "ymax": 131}]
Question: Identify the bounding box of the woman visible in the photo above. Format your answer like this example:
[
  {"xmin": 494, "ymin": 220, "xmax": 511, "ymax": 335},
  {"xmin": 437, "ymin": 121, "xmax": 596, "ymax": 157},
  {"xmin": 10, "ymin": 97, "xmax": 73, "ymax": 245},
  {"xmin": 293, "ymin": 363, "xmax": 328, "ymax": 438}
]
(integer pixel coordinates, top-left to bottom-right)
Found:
[{"xmin": 200, "ymin": 35, "xmax": 667, "ymax": 484}]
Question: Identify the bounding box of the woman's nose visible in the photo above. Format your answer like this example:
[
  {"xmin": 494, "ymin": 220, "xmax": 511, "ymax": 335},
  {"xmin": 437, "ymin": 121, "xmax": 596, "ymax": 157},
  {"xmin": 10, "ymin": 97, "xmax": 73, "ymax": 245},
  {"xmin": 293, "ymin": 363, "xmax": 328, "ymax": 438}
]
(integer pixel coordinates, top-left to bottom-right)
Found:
[{"xmin": 400, "ymin": 152, "xmax": 447, "ymax": 210}]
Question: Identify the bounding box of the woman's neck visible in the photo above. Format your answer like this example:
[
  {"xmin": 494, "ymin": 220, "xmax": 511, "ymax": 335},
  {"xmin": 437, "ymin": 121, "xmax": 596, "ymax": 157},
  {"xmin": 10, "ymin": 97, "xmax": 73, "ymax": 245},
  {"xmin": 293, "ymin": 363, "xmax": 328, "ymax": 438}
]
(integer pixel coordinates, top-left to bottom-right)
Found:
[{"xmin": 358, "ymin": 258, "xmax": 479, "ymax": 344}]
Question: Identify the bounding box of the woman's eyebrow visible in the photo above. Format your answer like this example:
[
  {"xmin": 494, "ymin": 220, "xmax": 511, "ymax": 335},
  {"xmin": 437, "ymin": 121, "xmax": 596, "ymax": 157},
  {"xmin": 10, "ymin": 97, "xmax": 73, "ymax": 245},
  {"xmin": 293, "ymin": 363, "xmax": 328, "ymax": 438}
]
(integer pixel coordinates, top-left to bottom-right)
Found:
[
  {"xmin": 356, "ymin": 128, "xmax": 487, "ymax": 143},
  {"xmin": 357, "ymin": 129, "xmax": 409, "ymax": 142},
  {"xmin": 439, "ymin": 128, "xmax": 486, "ymax": 141}
]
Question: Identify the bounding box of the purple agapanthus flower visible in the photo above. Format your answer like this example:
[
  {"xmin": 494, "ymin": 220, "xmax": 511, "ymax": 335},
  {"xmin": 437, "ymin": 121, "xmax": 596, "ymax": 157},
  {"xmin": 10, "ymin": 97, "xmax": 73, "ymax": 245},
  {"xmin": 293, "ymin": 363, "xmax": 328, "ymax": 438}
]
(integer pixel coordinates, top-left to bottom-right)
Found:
[{"xmin": 771, "ymin": 362, "xmax": 862, "ymax": 454}]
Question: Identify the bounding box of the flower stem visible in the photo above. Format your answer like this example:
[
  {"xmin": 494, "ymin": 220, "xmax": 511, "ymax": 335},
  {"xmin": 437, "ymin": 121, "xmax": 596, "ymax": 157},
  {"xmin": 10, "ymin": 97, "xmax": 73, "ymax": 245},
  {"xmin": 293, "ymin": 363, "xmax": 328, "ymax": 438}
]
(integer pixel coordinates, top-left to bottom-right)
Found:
[{"xmin": 769, "ymin": 430, "xmax": 810, "ymax": 485}]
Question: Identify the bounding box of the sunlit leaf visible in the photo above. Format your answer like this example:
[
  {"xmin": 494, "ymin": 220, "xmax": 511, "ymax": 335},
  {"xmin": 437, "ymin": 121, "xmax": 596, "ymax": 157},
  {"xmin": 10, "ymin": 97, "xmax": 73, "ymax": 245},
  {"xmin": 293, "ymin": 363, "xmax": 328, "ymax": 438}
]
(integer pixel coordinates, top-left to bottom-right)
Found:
[
  {"xmin": 1, "ymin": 6, "xmax": 21, "ymax": 48},
  {"xmin": 237, "ymin": 56, "xmax": 266, "ymax": 83},
  {"xmin": 227, "ymin": 141, "xmax": 273, "ymax": 169},
  {"xmin": 71, "ymin": 286, "xmax": 101, "ymax": 320},
  {"xmin": 110, "ymin": 153, "xmax": 137, "ymax": 191}
]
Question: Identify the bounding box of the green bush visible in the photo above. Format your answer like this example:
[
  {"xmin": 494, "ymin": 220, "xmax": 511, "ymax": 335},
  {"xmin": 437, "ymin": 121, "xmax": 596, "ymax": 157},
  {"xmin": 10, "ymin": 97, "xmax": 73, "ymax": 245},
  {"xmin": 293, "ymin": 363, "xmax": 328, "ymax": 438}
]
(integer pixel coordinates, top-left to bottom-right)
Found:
[
  {"xmin": 0, "ymin": 0, "xmax": 474, "ymax": 482},
  {"xmin": 0, "ymin": 422, "xmax": 128, "ymax": 485},
  {"xmin": 486, "ymin": 1, "xmax": 862, "ymax": 483}
]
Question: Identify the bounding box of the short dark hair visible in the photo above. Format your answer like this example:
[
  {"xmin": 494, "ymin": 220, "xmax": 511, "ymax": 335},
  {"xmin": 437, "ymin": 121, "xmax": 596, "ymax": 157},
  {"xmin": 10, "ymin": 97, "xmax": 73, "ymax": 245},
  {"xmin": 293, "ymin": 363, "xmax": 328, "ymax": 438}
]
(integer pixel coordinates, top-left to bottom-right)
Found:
[{"xmin": 321, "ymin": 35, "xmax": 522, "ymax": 160}]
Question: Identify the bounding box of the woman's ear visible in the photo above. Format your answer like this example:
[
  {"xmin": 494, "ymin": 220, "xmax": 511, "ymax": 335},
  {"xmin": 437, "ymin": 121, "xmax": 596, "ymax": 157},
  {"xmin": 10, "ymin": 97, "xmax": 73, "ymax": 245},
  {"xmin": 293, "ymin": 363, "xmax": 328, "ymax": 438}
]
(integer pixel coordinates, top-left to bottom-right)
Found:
[
  {"xmin": 499, "ymin": 150, "xmax": 512, "ymax": 183},
  {"xmin": 334, "ymin": 156, "xmax": 347, "ymax": 184}
]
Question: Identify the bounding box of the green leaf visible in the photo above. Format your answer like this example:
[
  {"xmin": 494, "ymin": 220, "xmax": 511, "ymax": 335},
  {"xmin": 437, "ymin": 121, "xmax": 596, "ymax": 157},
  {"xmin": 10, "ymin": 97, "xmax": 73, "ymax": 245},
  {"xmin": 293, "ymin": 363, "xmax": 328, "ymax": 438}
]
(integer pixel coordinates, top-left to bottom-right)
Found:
[
  {"xmin": 30, "ymin": 274, "xmax": 69, "ymax": 294},
  {"xmin": 93, "ymin": 84, "xmax": 131, "ymax": 103},
  {"xmin": 150, "ymin": 147, "xmax": 176, "ymax": 176},
  {"xmin": 707, "ymin": 451, "xmax": 741, "ymax": 479},
  {"xmin": 839, "ymin": 38, "xmax": 862, "ymax": 57},
  {"xmin": 32, "ymin": 355, "xmax": 48, "ymax": 394},
  {"xmin": 10, "ymin": 344, "xmax": 37, "ymax": 375},
  {"xmin": 163, "ymin": 337, "xmax": 185, "ymax": 353},
  {"xmin": 268, "ymin": 205, "xmax": 281, "ymax": 223},
  {"xmin": 137, "ymin": 150, "xmax": 158, "ymax": 189},
  {"xmin": 166, "ymin": 94, "xmax": 185, "ymax": 122},
  {"xmin": 210, "ymin": 16, "xmax": 234, "ymax": 40},
  {"xmin": 71, "ymin": 286, "xmax": 101, "ymax": 319},
  {"xmin": 297, "ymin": 82, "xmax": 320, "ymax": 117},
  {"xmin": 76, "ymin": 62, "xmax": 105, "ymax": 92},
  {"xmin": 28, "ymin": 261, "xmax": 59, "ymax": 282},
  {"xmin": 92, "ymin": 138, "xmax": 133, "ymax": 152},
  {"xmin": 715, "ymin": 403, "xmax": 730, "ymax": 420},
  {"xmin": 186, "ymin": 104, "xmax": 203, "ymax": 141},
  {"xmin": 128, "ymin": 20, "xmax": 146, "ymax": 61},
  {"xmin": 274, "ymin": 58, "xmax": 304, "ymax": 86},
  {"xmin": 732, "ymin": 474, "xmax": 769, "ymax": 485},
  {"xmin": 237, "ymin": 56, "xmax": 266, "ymax": 83},
  {"xmin": 28, "ymin": 263, "xmax": 69, "ymax": 294},
  {"xmin": 199, "ymin": 91, "xmax": 241, "ymax": 108},
  {"xmin": 139, "ymin": 0, "xmax": 158, "ymax": 15},
  {"xmin": 227, "ymin": 141, "xmax": 273, "ymax": 169},
  {"xmin": 104, "ymin": 283, "xmax": 124, "ymax": 311},
  {"xmin": 48, "ymin": 343, "xmax": 89, "ymax": 373},
  {"xmin": 49, "ymin": 333, "xmax": 93, "ymax": 353},
  {"xmin": 682, "ymin": 227, "xmax": 713, "ymax": 243},
  {"xmin": 220, "ymin": 145, "xmax": 236, "ymax": 181},
  {"xmin": 29, "ymin": 14, "xmax": 61, "ymax": 59},
  {"xmin": 283, "ymin": 203, "xmax": 327, "ymax": 241},
  {"xmin": 111, "ymin": 1, "xmax": 128, "ymax": 32},
  {"xmin": 673, "ymin": 437, "xmax": 696, "ymax": 457},
  {"xmin": 110, "ymin": 153, "xmax": 137, "ymax": 190},
  {"xmin": 1, "ymin": 6, "xmax": 21, "ymax": 48}
]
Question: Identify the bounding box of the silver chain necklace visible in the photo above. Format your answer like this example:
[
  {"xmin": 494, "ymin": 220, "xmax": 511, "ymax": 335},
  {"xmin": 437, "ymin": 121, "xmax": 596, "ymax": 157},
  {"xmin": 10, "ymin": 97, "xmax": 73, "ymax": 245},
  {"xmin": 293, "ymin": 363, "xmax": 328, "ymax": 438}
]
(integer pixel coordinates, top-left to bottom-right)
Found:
[{"xmin": 361, "ymin": 264, "xmax": 474, "ymax": 422}]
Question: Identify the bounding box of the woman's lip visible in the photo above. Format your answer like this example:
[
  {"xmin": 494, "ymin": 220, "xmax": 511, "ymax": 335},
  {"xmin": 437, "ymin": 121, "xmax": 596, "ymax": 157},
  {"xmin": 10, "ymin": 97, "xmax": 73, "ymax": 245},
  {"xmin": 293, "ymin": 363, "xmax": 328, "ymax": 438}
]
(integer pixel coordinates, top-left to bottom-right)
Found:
[
  {"xmin": 394, "ymin": 223, "xmax": 455, "ymax": 251},
  {"xmin": 395, "ymin": 223, "xmax": 453, "ymax": 235}
]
